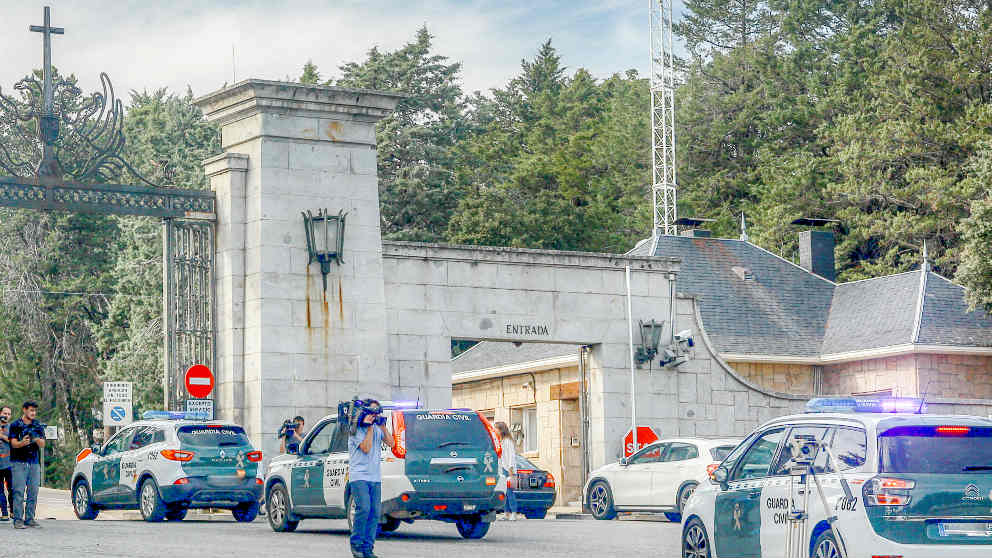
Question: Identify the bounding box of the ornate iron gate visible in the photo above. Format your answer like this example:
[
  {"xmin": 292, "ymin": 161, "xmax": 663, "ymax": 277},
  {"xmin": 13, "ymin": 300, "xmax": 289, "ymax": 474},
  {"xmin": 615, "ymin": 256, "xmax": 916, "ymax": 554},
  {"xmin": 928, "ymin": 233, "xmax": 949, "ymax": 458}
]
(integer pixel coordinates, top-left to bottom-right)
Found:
[{"xmin": 163, "ymin": 219, "xmax": 215, "ymax": 410}]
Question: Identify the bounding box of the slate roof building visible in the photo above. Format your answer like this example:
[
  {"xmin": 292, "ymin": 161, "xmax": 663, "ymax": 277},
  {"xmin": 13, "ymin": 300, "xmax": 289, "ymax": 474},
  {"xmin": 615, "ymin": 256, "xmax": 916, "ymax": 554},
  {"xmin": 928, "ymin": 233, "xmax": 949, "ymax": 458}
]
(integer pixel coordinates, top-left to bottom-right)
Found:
[{"xmin": 627, "ymin": 229, "xmax": 992, "ymax": 399}]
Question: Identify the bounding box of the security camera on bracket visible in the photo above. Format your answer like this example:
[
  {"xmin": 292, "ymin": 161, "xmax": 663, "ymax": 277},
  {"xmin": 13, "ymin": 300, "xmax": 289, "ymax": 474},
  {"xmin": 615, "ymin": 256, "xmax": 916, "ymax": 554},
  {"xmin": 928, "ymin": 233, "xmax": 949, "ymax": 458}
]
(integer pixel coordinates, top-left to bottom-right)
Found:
[{"xmin": 659, "ymin": 330, "xmax": 694, "ymax": 368}]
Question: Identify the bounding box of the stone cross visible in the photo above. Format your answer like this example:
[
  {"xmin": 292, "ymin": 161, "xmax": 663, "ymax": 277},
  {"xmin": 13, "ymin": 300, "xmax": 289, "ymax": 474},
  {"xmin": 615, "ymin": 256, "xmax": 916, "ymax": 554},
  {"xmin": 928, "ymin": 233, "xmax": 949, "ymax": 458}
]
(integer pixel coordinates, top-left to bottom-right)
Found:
[{"xmin": 29, "ymin": 6, "xmax": 64, "ymax": 177}]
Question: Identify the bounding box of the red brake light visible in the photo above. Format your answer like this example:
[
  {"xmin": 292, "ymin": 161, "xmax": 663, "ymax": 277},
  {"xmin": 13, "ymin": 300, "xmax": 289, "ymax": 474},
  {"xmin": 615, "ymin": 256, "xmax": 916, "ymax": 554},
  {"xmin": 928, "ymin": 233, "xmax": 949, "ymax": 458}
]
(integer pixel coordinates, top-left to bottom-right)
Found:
[
  {"xmin": 878, "ymin": 478, "xmax": 915, "ymax": 490},
  {"xmin": 517, "ymin": 469, "xmax": 534, "ymax": 475},
  {"xmin": 391, "ymin": 411, "xmax": 407, "ymax": 459},
  {"xmin": 433, "ymin": 504, "xmax": 448, "ymax": 511},
  {"xmin": 477, "ymin": 412, "xmax": 502, "ymax": 458},
  {"xmin": 498, "ymin": 492, "xmax": 506, "ymax": 501},
  {"xmin": 486, "ymin": 477, "xmax": 497, "ymax": 486},
  {"xmin": 246, "ymin": 451, "xmax": 263, "ymax": 462},
  {"xmin": 255, "ymin": 478, "xmax": 264, "ymax": 485},
  {"xmin": 161, "ymin": 449, "xmax": 195, "ymax": 462},
  {"xmin": 544, "ymin": 473, "xmax": 555, "ymax": 488},
  {"xmin": 400, "ymin": 493, "xmax": 411, "ymax": 502},
  {"xmin": 173, "ymin": 478, "xmax": 190, "ymax": 485},
  {"xmin": 936, "ymin": 426, "xmax": 970, "ymax": 436},
  {"xmin": 865, "ymin": 477, "xmax": 915, "ymax": 507}
]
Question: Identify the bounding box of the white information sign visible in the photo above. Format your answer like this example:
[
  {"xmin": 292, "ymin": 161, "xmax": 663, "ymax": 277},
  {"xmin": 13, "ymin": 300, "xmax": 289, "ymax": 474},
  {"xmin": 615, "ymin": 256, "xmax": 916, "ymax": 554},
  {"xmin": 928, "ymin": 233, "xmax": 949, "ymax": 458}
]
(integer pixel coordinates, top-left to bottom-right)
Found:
[
  {"xmin": 185, "ymin": 398, "xmax": 214, "ymax": 420},
  {"xmin": 44, "ymin": 425, "xmax": 59, "ymax": 440},
  {"xmin": 103, "ymin": 381, "xmax": 133, "ymax": 427}
]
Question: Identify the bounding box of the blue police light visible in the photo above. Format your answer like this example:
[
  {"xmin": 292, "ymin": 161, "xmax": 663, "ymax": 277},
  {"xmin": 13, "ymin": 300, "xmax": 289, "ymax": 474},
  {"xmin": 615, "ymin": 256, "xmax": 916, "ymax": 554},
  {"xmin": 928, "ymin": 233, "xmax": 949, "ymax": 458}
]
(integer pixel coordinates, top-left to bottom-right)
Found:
[
  {"xmin": 142, "ymin": 410, "xmax": 209, "ymax": 421},
  {"xmin": 383, "ymin": 400, "xmax": 420, "ymax": 410},
  {"xmin": 806, "ymin": 397, "xmax": 926, "ymax": 414}
]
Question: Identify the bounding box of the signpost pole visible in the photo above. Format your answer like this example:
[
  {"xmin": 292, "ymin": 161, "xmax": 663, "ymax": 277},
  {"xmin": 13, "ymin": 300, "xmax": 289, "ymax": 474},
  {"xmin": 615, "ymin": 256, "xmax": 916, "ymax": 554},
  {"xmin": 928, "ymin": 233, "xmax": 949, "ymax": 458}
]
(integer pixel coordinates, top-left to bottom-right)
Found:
[{"xmin": 625, "ymin": 265, "xmax": 637, "ymax": 454}]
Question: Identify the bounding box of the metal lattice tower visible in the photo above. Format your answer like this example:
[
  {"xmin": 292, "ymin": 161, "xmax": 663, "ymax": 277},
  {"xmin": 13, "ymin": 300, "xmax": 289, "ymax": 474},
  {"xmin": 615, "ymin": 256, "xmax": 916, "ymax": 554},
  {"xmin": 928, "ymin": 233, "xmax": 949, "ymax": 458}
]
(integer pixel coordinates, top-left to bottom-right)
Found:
[{"xmin": 649, "ymin": 0, "xmax": 678, "ymax": 242}]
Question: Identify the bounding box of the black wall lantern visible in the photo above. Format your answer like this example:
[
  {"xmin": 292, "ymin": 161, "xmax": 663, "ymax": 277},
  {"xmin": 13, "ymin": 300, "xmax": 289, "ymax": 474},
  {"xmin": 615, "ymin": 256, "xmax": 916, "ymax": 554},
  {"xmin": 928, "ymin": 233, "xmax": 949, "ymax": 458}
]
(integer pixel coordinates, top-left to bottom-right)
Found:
[
  {"xmin": 635, "ymin": 319, "xmax": 665, "ymax": 366},
  {"xmin": 302, "ymin": 208, "xmax": 346, "ymax": 292}
]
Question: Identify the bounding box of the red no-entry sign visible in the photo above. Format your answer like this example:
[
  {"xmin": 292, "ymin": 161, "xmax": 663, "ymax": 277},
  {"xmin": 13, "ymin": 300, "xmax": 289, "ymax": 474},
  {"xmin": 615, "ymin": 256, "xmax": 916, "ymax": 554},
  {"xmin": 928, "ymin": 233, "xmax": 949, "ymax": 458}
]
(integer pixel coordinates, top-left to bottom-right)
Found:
[
  {"xmin": 623, "ymin": 426, "xmax": 660, "ymax": 458},
  {"xmin": 184, "ymin": 364, "xmax": 214, "ymax": 399}
]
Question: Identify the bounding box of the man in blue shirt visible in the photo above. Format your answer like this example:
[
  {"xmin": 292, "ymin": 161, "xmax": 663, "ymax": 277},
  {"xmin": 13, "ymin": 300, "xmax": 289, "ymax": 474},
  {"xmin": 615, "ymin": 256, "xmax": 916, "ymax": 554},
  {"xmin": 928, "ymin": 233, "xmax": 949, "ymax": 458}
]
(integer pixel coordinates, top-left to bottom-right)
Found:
[
  {"xmin": 0, "ymin": 405, "xmax": 12, "ymax": 522},
  {"xmin": 8, "ymin": 401, "xmax": 44, "ymax": 529},
  {"xmin": 348, "ymin": 399, "xmax": 393, "ymax": 558}
]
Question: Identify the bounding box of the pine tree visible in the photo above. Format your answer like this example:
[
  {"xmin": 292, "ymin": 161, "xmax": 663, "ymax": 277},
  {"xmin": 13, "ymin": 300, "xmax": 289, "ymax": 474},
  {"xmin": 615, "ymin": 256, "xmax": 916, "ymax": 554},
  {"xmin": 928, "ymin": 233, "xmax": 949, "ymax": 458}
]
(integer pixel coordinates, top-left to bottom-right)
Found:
[{"xmin": 299, "ymin": 60, "xmax": 321, "ymax": 84}]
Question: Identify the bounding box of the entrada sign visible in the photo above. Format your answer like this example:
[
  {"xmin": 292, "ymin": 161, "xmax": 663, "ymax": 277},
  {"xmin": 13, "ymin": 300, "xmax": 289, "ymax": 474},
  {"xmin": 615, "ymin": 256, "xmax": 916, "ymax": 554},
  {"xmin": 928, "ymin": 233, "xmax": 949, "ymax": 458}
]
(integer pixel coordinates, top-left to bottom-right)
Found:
[{"xmin": 505, "ymin": 323, "xmax": 551, "ymax": 336}]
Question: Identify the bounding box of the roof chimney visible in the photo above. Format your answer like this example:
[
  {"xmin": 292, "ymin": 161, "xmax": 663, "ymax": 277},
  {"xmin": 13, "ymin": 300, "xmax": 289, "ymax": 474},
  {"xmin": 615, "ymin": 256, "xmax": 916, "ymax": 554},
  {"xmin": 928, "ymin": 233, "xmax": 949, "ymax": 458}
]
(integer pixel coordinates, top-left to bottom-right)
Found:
[{"xmin": 798, "ymin": 230, "xmax": 835, "ymax": 281}]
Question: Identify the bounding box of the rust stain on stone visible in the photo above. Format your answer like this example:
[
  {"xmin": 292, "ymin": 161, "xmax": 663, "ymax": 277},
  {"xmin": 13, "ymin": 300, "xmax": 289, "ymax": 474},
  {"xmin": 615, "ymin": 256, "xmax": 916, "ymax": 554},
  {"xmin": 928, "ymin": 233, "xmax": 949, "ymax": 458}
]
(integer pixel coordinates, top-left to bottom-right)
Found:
[
  {"xmin": 305, "ymin": 271, "xmax": 313, "ymax": 329},
  {"xmin": 338, "ymin": 279, "xmax": 344, "ymax": 321},
  {"xmin": 325, "ymin": 120, "xmax": 342, "ymax": 141}
]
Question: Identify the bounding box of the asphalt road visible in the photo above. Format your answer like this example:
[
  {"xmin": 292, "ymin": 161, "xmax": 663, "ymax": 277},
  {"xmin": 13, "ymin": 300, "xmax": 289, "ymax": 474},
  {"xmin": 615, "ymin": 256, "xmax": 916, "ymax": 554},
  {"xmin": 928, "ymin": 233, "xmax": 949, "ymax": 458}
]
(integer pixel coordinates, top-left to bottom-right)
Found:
[{"xmin": 5, "ymin": 515, "xmax": 683, "ymax": 557}]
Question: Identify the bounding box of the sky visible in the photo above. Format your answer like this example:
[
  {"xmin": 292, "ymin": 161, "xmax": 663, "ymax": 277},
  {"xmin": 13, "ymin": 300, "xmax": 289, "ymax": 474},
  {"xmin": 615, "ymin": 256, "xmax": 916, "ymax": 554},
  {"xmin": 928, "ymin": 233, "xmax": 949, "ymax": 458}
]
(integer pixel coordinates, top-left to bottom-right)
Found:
[{"xmin": 1, "ymin": 0, "xmax": 687, "ymax": 102}]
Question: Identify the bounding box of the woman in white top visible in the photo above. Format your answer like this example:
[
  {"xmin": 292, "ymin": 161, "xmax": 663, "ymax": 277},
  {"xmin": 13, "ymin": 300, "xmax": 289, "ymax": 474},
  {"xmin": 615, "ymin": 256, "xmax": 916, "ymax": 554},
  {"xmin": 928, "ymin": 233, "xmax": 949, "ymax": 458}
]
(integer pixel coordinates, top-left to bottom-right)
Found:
[{"xmin": 495, "ymin": 422, "xmax": 519, "ymax": 520}]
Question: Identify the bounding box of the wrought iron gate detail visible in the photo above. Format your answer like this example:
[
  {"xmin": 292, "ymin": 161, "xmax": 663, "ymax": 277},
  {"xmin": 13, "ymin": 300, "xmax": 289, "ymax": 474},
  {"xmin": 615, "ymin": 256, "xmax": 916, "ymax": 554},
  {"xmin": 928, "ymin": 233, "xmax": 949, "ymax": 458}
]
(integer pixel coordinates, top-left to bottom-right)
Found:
[{"xmin": 163, "ymin": 219, "xmax": 215, "ymax": 410}]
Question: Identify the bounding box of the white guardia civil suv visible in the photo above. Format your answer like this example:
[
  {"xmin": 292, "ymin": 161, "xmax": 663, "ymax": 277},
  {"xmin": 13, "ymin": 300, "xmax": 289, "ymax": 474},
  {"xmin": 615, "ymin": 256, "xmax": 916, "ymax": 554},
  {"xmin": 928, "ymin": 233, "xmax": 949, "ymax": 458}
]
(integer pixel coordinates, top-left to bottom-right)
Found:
[{"xmin": 584, "ymin": 437, "xmax": 740, "ymax": 522}]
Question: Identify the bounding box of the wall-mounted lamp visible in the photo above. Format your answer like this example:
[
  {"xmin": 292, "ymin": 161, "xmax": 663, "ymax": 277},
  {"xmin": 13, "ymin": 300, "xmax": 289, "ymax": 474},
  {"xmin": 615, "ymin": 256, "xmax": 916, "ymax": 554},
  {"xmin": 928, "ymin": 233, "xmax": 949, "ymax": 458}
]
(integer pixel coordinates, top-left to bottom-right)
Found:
[
  {"xmin": 302, "ymin": 208, "xmax": 347, "ymax": 292},
  {"xmin": 635, "ymin": 319, "xmax": 665, "ymax": 366}
]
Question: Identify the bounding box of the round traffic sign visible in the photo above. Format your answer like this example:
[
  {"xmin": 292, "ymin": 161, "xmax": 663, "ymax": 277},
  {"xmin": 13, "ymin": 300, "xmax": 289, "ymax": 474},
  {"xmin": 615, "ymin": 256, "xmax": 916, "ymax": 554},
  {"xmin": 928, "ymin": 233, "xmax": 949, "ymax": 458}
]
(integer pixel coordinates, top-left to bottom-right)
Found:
[
  {"xmin": 110, "ymin": 406, "xmax": 126, "ymax": 422},
  {"xmin": 184, "ymin": 364, "xmax": 214, "ymax": 399},
  {"xmin": 623, "ymin": 426, "xmax": 660, "ymax": 458}
]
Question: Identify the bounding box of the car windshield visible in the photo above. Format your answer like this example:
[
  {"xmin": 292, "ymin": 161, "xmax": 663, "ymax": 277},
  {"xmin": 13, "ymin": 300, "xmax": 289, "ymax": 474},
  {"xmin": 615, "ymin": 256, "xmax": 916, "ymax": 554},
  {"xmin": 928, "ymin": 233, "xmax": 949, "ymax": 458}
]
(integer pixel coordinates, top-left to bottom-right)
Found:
[
  {"xmin": 879, "ymin": 426, "xmax": 992, "ymax": 473},
  {"xmin": 710, "ymin": 445, "xmax": 736, "ymax": 461},
  {"xmin": 516, "ymin": 455, "xmax": 539, "ymax": 470},
  {"xmin": 403, "ymin": 411, "xmax": 491, "ymax": 451},
  {"xmin": 177, "ymin": 425, "xmax": 250, "ymax": 447}
]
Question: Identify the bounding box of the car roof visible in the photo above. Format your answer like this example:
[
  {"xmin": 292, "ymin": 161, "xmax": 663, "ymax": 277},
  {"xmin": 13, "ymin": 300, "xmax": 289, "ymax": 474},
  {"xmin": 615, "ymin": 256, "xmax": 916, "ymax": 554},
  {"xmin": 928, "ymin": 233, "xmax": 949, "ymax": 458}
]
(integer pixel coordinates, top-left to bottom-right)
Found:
[
  {"xmin": 651, "ymin": 437, "xmax": 741, "ymax": 447},
  {"xmin": 123, "ymin": 420, "xmax": 242, "ymax": 429},
  {"xmin": 758, "ymin": 412, "xmax": 992, "ymax": 431}
]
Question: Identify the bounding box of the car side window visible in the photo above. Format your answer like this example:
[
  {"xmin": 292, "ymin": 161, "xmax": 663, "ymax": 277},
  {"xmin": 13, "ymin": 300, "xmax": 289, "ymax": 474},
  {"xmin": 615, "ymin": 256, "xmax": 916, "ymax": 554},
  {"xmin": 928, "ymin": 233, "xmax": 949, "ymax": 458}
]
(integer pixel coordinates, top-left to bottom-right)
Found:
[
  {"xmin": 330, "ymin": 419, "xmax": 350, "ymax": 454},
  {"xmin": 827, "ymin": 427, "xmax": 867, "ymax": 471},
  {"xmin": 129, "ymin": 427, "xmax": 155, "ymax": 450},
  {"xmin": 103, "ymin": 428, "xmax": 134, "ymax": 456},
  {"xmin": 630, "ymin": 443, "xmax": 668, "ymax": 464},
  {"xmin": 303, "ymin": 420, "xmax": 336, "ymax": 455},
  {"xmin": 771, "ymin": 425, "xmax": 830, "ymax": 475},
  {"xmin": 731, "ymin": 428, "xmax": 785, "ymax": 481},
  {"xmin": 664, "ymin": 443, "xmax": 698, "ymax": 462},
  {"xmin": 153, "ymin": 429, "xmax": 165, "ymax": 444}
]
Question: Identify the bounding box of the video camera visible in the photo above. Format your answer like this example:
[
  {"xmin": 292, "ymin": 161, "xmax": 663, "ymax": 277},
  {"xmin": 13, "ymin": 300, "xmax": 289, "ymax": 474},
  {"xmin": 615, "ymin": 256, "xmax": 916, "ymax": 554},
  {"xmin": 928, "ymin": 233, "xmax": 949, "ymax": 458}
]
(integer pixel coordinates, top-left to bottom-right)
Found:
[
  {"xmin": 338, "ymin": 398, "xmax": 386, "ymax": 435},
  {"xmin": 21, "ymin": 421, "xmax": 47, "ymax": 441},
  {"xmin": 278, "ymin": 420, "xmax": 297, "ymax": 440},
  {"xmin": 786, "ymin": 434, "xmax": 820, "ymax": 468}
]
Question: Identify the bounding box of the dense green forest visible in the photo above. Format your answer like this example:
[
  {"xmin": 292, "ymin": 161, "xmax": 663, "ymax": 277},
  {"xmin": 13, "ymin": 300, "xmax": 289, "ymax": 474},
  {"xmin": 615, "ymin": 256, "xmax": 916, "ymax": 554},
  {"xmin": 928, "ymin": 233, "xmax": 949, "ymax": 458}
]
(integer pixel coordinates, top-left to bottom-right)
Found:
[{"xmin": 1, "ymin": 0, "xmax": 991, "ymax": 485}]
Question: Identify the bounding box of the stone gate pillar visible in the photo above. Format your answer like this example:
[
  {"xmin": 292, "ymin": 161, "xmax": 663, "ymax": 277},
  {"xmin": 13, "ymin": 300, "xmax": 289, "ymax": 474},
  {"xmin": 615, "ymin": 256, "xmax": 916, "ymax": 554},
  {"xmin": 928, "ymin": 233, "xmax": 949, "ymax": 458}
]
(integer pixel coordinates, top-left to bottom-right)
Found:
[{"xmin": 195, "ymin": 80, "xmax": 402, "ymax": 454}]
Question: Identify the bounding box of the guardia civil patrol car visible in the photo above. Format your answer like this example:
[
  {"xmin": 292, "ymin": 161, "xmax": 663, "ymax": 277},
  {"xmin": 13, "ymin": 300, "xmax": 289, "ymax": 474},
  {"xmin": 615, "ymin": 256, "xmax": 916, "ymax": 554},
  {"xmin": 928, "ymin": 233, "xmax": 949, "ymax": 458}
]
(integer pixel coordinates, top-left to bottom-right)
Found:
[
  {"xmin": 264, "ymin": 403, "xmax": 507, "ymax": 539},
  {"xmin": 681, "ymin": 397, "xmax": 992, "ymax": 558},
  {"xmin": 71, "ymin": 411, "xmax": 264, "ymax": 522}
]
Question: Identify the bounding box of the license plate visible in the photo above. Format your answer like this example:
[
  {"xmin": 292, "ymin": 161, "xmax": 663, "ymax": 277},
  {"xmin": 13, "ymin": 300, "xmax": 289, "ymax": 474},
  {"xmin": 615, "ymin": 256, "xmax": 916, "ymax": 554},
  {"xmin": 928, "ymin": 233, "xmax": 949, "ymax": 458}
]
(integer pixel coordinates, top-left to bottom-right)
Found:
[
  {"xmin": 463, "ymin": 504, "xmax": 476, "ymax": 511},
  {"xmin": 938, "ymin": 522, "xmax": 992, "ymax": 537}
]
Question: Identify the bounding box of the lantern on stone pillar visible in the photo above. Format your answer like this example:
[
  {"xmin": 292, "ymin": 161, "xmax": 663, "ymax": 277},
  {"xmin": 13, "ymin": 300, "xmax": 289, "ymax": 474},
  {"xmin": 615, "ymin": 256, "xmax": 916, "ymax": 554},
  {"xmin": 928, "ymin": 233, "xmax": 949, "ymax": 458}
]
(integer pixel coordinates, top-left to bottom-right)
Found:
[{"xmin": 302, "ymin": 209, "xmax": 346, "ymax": 292}]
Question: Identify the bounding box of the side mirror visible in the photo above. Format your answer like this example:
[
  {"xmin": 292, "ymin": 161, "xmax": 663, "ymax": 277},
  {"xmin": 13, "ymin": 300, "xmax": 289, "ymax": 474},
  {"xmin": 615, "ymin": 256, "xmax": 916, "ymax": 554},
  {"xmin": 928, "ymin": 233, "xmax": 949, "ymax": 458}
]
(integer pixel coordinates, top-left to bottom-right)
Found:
[
  {"xmin": 90, "ymin": 444, "xmax": 102, "ymax": 455},
  {"xmin": 712, "ymin": 466, "xmax": 729, "ymax": 489},
  {"xmin": 619, "ymin": 457, "xmax": 629, "ymax": 466}
]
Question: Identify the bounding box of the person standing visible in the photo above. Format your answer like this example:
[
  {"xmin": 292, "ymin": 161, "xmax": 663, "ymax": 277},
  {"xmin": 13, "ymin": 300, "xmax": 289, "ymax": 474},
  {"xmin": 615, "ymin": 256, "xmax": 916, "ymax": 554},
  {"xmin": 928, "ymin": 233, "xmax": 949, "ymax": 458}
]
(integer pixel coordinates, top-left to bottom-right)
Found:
[
  {"xmin": 0, "ymin": 405, "xmax": 11, "ymax": 522},
  {"xmin": 495, "ymin": 422, "xmax": 519, "ymax": 520},
  {"xmin": 8, "ymin": 401, "xmax": 44, "ymax": 529},
  {"xmin": 347, "ymin": 399, "xmax": 393, "ymax": 558}
]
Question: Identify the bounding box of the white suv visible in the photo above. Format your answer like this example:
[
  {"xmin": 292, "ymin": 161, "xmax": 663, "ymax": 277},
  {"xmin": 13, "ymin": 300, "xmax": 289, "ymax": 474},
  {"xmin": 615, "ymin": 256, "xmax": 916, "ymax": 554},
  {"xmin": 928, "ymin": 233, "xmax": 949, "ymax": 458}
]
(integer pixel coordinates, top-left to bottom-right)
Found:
[{"xmin": 583, "ymin": 437, "xmax": 740, "ymax": 521}]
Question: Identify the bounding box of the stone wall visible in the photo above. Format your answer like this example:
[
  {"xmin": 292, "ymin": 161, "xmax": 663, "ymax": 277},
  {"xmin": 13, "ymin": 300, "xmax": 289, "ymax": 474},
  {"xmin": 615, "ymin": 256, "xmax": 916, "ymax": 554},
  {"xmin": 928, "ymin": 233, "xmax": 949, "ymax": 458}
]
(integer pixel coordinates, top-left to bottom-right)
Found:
[
  {"xmin": 916, "ymin": 354, "xmax": 992, "ymax": 399},
  {"xmin": 822, "ymin": 355, "xmax": 918, "ymax": 396},
  {"xmin": 725, "ymin": 361, "xmax": 815, "ymax": 395},
  {"xmin": 822, "ymin": 354, "xmax": 992, "ymax": 399}
]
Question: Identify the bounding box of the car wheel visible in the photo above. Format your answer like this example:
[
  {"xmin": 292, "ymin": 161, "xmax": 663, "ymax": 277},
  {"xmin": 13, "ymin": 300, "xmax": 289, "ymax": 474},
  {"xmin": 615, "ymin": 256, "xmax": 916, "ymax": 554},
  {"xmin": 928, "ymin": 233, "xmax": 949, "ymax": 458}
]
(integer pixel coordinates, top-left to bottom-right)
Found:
[
  {"xmin": 266, "ymin": 483, "xmax": 299, "ymax": 532},
  {"xmin": 380, "ymin": 516, "xmax": 402, "ymax": 533},
  {"xmin": 588, "ymin": 481, "xmax": 617, "ymax": 520},
  {"xmin": 682, "ymin": 517, "xmax": 711, "ymax": 558},
  {"xmin": 139, "ymin": 478, "xmax": 168, "ymax": 522},
  {"xmin": 455, "ymin": 516, "xmax": 491, "ymax": 539},
  {"xmin": 232, "ymin": 501, "xmax": 260, "ymax": 522},
  {"xmin": 678, "ymin": 482, "xmax": 698, "ymax": 513},
  {"xmin": 165, "ymin": 507, "xmax": 187, "ymax": 521},
  {"xmin": 72, "ymin": 480, "xmax": 99, "ymax": 520},
  {"xmin": 812, "ymin": 529, "xmax": 842, "ymax": 558}
]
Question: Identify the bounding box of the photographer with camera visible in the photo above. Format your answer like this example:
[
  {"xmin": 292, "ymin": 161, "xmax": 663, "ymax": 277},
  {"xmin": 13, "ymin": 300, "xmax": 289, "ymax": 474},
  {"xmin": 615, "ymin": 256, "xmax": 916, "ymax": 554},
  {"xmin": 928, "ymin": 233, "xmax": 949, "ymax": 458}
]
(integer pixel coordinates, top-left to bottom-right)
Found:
[
  {"xmin": 8, "ymin": 401, "xmax": 45, "ymax": 529},
  {"xmin": 348, "ymin": 398, "xmax": 393, "ymax": 558},
  {"xmin": 279, "ymin": 416, "xmax": 305, "ymax": 454}
]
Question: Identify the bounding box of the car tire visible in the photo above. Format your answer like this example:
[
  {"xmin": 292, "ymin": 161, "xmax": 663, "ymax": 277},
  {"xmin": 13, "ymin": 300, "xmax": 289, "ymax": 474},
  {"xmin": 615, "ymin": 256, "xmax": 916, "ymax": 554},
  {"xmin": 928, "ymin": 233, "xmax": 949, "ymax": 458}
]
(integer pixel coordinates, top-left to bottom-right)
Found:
[
  {"xmin": 455, "ymin": 516, "xmax": 491, "ymax": 539},
  {"xmin": 811, "ymin": 528, "xmax": 842, "ymax": 558},
  {"xmin": 677, "ymin": 482, "xmax": 698, "ymax": 514},
  {"xmin": 682, "ymin": 517, "xmax": 712, "ymax": 558},
  {"xmin": 165, "ymin": 507, "xmax": 187, "ymax": 521},
  {"xmin": 72, "ymin": 480, "xmax": 99, "ymax": 520},
  {"xmin": 588, "ymin": 481, "xmax": 617, "ymax": 520},
  {"xmin": 232, "ymin": 501, "xmax": 260, "ymax": 522},
  {"xmin": 380, "ymin": 516, "xmax": 402, "ymax": 533},
  {"xmin": 266, "ymin": 483, "xmax": 299, "ymax": 533},
  {"xmin": 138, "ymin": 478, "xmax": 168, "ymax": 522}
]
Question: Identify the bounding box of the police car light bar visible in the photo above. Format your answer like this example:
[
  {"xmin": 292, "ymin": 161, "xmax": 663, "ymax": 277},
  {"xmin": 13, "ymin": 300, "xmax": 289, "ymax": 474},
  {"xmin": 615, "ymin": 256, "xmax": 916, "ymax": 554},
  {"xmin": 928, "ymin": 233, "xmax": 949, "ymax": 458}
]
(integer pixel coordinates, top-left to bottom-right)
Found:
[
  {"xmin": 142, "ymin": 410, "xmax": 210, "ymax": 421},
  {"xmin": 805, "ymin": 397, "xmax": 927, "ymax": 414},
  {"xmin": 382, "ymin": 400, "xmax": 420, "ymax": 410}
]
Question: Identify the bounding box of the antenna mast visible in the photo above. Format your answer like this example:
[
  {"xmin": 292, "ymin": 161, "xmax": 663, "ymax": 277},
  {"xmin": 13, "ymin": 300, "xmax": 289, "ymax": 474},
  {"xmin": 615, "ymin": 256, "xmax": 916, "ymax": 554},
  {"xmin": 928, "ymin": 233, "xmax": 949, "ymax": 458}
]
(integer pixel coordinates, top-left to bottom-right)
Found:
[{"xmin": 649, "ymin": 0, "xmax": 678, "ymax": 244}]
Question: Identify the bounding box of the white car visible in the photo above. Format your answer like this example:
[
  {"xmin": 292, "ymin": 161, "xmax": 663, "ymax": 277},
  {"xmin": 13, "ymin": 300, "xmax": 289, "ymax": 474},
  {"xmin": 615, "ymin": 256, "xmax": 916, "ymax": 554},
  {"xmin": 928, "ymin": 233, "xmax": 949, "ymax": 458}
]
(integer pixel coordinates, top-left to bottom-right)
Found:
[
  {"xmin": 681, "ymin": 397, "xmax": 992, "ymax": 558},
  {"xmin": 70, "ymin": 412, "xmax": 264, "ymax": 522},
  {"xmin": 584, "ymin": 437, "xmax": 740, "ymax": 521}
]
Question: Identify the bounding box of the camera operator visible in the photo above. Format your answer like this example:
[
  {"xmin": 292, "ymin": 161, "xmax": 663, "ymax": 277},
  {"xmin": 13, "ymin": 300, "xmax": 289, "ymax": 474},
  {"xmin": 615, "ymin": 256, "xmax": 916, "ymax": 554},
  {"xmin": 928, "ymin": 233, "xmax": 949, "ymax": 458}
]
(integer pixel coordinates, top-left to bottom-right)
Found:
[
  {"xmin": 8, "ymin": 401, "xmax": 44, "ymax": 529},
  {"xmin": 348, "ymin": 399, "xmax": 393, "ymax": 558},
  {"xmin": 0, "ymin": 405, "xmax": 12, "ymax": 522},
  {"xmin": 280, "ymin": 416, "xmax": 305, "ymax": 454}
]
